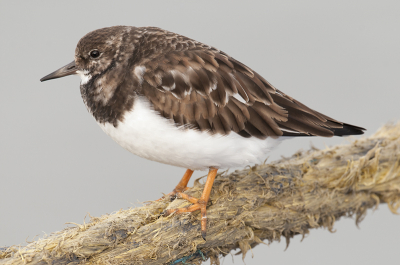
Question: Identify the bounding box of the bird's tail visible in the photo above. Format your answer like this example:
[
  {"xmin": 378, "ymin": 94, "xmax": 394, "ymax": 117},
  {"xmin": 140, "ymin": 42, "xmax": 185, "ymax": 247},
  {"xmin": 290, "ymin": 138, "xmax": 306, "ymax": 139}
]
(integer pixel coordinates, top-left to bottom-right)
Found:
[{"xmin": 330, "ymin": 123, "xmax": 365, "ymax": 136}]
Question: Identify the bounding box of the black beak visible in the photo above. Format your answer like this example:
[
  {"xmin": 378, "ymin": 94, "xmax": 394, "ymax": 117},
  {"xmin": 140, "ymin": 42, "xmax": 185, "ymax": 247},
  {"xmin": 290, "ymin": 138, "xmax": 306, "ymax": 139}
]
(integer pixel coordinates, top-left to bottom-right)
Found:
[{"xmin": 40, "ymin": 61, "xmax": 77, "ymax": 82}]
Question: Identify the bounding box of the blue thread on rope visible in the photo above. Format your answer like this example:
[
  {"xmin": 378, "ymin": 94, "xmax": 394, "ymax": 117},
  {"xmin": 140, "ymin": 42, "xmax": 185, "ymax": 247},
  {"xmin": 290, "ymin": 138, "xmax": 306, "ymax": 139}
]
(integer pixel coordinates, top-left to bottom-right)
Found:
[{"xmin": 170, "ymin": 249, "xmax": 206, "ymax": 265}]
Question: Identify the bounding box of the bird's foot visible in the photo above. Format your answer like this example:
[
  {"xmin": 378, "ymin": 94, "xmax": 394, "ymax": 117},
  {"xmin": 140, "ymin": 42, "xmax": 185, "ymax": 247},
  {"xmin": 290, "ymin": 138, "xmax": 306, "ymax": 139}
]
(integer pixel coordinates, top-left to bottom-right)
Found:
[
  {"xmin": 161, "ymin": 168, "xmax": 217, "ymax": 240},
  {"xmin": 163, "ymin": 193, "xmax": 208, "ymax": 240},
  {"xmin": 156, "ymin": 169, "xmax": 194, "ymax": 201},
  {"xmin": 156, "ymin": 187, "xmax": 191, "ymax": 201}
]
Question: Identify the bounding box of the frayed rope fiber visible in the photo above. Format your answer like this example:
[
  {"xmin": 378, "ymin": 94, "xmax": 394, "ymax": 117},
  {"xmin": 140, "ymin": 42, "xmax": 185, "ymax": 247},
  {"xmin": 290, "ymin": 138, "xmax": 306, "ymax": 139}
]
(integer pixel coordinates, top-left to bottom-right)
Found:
[{"xmin": 1, "ymin": 123, "xmax": 399, "ymax": 265}]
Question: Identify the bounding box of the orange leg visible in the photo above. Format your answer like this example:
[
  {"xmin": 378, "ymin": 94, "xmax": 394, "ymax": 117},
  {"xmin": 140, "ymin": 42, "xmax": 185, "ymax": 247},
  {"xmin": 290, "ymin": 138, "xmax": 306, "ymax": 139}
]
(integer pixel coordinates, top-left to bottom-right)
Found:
[
  {"xmin": 157, "ymin": 169, "xmax": 194, "ymax": 201},
  {"xmin": 163, "ymin": 168, "xmax": 218, "ymax": 240}
]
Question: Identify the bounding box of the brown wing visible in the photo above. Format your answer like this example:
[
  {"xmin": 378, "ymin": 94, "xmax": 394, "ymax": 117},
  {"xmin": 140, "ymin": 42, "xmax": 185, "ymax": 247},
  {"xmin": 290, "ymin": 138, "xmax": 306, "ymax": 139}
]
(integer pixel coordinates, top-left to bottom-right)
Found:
[{"xmin": 139, "ymin": 48, "xmax": 364, "ymax": 139}]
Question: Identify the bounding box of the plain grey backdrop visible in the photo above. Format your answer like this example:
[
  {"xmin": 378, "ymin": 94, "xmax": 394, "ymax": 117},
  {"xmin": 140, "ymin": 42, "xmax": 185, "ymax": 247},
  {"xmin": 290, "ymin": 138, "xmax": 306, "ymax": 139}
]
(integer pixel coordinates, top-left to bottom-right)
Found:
[{"xmin": 1, "ymin": 1, "xmax": 399, "ymax": 264}]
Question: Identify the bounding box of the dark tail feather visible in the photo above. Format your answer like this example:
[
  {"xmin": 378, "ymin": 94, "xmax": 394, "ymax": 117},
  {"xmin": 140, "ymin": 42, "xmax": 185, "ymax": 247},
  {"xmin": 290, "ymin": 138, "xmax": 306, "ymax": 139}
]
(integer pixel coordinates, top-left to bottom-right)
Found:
[
  {"xmin": 331, "ymin": 123, "xmax": 365, "ymax": 136},
  {"xmin": 281, "ymin": 123, "xmax": 365, "ymax": 137}
]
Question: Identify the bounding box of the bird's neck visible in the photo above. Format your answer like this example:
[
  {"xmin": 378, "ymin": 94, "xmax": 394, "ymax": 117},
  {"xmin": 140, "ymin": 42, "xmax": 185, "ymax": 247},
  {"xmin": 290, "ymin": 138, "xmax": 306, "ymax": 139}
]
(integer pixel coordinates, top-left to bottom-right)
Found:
[
  {"xmin": 79, "ymin": 27, "xmax": 147, "ymax": 126},
  {"xmin": 80, "ymin": 74, "xmax": 136, "ymax": 127}
]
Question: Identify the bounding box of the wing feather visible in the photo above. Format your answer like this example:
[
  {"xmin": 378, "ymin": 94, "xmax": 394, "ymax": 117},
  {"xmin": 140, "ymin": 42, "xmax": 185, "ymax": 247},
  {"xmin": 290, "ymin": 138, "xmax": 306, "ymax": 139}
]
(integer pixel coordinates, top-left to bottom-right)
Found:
[{"xmin": 137, "ymin": 39, "xmax": 364, "ymax": 138}]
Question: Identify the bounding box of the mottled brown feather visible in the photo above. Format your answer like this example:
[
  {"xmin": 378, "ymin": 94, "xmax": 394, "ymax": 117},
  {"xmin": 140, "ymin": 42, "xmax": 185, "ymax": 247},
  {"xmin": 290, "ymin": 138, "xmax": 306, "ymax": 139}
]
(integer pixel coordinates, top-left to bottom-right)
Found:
[{"xmin": 128, "ymin": 27, "xmax": 365, "ymax": 139}]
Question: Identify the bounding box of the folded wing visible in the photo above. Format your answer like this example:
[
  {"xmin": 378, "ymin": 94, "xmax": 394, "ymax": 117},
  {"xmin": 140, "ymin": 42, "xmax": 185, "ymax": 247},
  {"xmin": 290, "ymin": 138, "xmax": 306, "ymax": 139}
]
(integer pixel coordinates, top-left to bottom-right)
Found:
[{"xmin": 138, "ymin": 48, "xmax": 364, "ymax": 139}]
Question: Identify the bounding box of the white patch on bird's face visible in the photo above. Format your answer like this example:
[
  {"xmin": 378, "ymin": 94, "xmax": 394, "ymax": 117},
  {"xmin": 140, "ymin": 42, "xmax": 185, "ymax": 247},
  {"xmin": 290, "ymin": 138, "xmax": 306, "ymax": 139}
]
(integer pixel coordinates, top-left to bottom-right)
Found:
[
  {"xmin": 77, "ymin": 70, "xmax": 92, "ymax": 85},
  {"xmin": 133, "ymin": 66, "xmax": 146, "ymax": 84}
]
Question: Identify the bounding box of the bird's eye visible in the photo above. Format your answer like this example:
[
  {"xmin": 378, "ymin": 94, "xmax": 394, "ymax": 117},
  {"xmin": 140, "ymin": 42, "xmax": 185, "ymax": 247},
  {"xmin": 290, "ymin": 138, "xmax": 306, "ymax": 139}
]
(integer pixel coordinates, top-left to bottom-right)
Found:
[{"xmin": 89, "ymin": 50, "xmax": 101, "ymax": 59}]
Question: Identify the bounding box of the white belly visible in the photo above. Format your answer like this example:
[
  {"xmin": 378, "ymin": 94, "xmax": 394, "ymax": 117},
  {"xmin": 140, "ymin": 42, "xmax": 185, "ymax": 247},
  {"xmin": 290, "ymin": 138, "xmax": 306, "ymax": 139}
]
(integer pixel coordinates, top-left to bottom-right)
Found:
[{"xmin": 98, "ymin": 96, "xmax": 286, "ymax": 170}]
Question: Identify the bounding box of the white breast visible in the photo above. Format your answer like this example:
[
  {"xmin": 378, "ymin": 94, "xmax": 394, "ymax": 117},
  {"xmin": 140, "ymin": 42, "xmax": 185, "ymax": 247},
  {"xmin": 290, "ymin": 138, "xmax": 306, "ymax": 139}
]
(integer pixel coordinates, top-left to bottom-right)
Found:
[{"xmin": 97, "ymin": 96, "xmax": 287, "ymax": 170}]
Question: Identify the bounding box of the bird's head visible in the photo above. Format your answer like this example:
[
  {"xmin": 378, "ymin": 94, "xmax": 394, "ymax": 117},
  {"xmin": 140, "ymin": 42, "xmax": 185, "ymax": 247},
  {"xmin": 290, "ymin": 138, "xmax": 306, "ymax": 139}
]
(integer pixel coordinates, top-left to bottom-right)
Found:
[{"xmin": 40, "ymin": 26, "xmax": 136, "ymax": 86}]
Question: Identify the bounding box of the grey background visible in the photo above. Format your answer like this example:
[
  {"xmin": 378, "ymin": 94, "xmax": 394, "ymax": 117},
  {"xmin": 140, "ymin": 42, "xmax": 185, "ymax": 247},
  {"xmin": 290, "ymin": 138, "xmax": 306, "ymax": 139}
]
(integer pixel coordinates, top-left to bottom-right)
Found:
[{"xmin": 1, "ymin": 1, "xmax": 399, "ymax": 264}]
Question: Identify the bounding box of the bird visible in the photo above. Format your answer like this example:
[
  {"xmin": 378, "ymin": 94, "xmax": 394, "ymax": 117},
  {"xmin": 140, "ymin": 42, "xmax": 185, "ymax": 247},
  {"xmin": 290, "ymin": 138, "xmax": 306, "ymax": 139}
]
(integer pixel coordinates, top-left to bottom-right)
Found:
[{"xmin": 40, "ymin": 26, "xmax": 365, "ymax": 239}]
